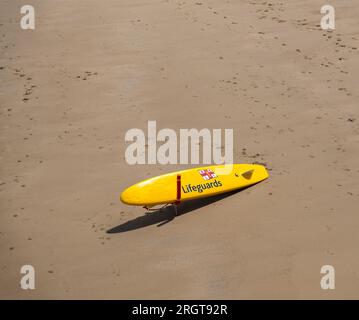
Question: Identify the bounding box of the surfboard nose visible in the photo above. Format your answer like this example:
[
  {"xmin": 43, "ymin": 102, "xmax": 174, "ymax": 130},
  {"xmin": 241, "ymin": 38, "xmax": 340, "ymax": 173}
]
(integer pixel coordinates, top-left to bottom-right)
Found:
[
  {"xmin": 251, "ymin": 164, "xmax": 269, "ymax": 181},
  {"xmin": 234, "ymin": 164, "xmax": 269, "ymax": 182}
]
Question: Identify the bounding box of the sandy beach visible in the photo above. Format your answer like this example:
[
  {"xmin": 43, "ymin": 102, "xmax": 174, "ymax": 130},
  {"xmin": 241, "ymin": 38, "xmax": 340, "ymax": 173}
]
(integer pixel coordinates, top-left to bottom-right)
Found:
[{"xmin": 1, "ymin": 0, "xmax": 359, "ymax": 299}]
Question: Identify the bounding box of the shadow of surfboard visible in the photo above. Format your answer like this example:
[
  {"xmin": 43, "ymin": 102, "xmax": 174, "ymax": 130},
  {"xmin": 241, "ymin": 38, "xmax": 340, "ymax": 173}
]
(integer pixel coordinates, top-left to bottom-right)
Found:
[{"xmin": 107, "ymin": 186, "xmax": 252, "ymax": 234}]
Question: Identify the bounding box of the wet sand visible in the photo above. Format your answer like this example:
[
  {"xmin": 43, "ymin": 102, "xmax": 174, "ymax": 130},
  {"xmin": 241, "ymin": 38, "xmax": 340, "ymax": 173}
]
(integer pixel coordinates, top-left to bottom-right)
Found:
[{"xmin": 0, "ymin": 0, "xmax": 359, "ymax": 299}]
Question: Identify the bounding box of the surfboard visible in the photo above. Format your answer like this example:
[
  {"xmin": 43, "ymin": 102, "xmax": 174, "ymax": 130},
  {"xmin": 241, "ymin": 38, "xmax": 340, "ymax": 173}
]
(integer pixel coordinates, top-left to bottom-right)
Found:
[{"xmin": 120, "ymin": 164, "xmax": 269, "ymax": 207}]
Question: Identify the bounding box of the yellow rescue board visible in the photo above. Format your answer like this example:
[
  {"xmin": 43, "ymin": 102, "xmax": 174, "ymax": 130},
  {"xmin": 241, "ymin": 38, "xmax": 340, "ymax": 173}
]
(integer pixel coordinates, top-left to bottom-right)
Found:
[{"xmin": 120, "ymin": 164, "xmax": 269, "ymax": 206}]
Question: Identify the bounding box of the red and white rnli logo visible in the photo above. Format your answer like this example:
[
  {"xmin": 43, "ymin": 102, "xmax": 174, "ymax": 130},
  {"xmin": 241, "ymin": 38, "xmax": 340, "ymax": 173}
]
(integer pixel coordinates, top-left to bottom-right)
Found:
[{"xmin": 198, "ymin": 169, "xmax": 217, "ymax": 180}]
